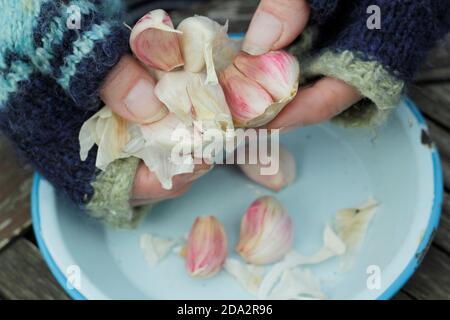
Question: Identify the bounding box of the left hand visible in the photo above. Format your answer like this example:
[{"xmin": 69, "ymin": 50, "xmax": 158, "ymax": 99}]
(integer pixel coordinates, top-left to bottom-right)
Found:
[{"xmin": 243, "ymin": 0, "xmax": 362, "ymax": 130}]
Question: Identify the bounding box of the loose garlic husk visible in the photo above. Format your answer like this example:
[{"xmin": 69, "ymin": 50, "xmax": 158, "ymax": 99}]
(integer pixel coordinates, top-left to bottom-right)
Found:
[
  {"xmin": 79, "ymin": 107, "xmax": 132, "ymax": 170},
  {"xmin": 236, "ymin": 196, "xmax": 293, "ymax": 265},
  {"xmin": 221, "ymin": 50, "xmax": 300, "ymax": 128},
  {"xmin": 185, "ymin": 216, "xmax": 228, "ymax": 278},
  {"xmin": 239, "ymin": 144, "xmax": 297, "ymax": 192},
  {"xmin": 130, "ymin": 9, "xmax": 184, "ymax": 71}
]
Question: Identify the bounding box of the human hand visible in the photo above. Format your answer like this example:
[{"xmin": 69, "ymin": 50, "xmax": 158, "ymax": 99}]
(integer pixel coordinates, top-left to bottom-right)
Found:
[
  {"xmin": 243, "ymin": 0, "xmax": 362, "ymax": 129},
  {"xmin": 100, "ymin": 55, "xmax": 210, "ymax": 206}
]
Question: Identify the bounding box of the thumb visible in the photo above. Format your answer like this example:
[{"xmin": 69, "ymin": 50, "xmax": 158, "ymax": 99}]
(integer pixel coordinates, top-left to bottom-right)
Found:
[{"xmin": 243, "ymin": 0, "xmax": 310, "ymax": 55}]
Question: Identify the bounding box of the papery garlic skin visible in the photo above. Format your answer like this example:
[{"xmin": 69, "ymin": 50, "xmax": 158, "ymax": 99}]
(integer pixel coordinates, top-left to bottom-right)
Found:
[
  {"xmin": 236, "ymin": 196, "xmax": 293, "ymax": 265},
  {"xmin": 154, "ymin": 71, "xmax": 193, "ymax": 123},
  {"xmin": 177, "ymin": 16, "xmax": 229, "ymax": 84},
  {"xmin": 239, "ymin": 144, "xmax": 297, "ymax": 192},
  {"xmin": 268, "ymin": 268, "xmax": 326, "ymax": 300},
  {"xmin": 335, "ymin": 198, "xmax": 378, "ymax": 271},
  {"xmin": 79, "ymin": 107, "xmax": 130, "ymax": 170},
  {"xmin": 140, "ymin": 234, "xmax": 179, "ymax": 267},
  {"xmin": 221, "ymin": 50, "xmax": 300, "ymax": 128},
  {"xmin": 134, "ymin": 113, "xmax": 195, "ymax": 190},
  {"xmin": 219, "ymin": 65, "xmax": 274, "ymax": 126},
  {"xmin": 234, "ymin": 51, "xmax": 300, "ymax": 101},
  {"xmin": 185, "ymin": 216, "xmax": 228, "ymax": 278},
  {"xmin": 130, "ymin": 9, "xmax": 184, "ymax": 71},
  {"xmin": 224, "ymin": 258, "xmax": 265, "ymax": 296},
  {"xmin": 188, "ymin": 73, "xmax": 233, "ymax": 130}
]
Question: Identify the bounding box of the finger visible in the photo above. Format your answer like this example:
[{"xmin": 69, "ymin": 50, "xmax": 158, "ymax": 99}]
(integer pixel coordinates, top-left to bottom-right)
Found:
[
  {"xmin": 131, "ymin": 183, "xmax": 192, "ymax": 207},
  {"xmin": 100, "ymin": 55, "xmax": 168, "ymax": 124},
  {"xmin": 132, "ymin": 161, "xmax": 211, "ymax": 201},
  {"xmin": 243, "ymin": 0, "xmax": 310, "ymax": 55},
  {"xmin": 267, "ymin": 77, "xmax": 362, "ymax": 129}
]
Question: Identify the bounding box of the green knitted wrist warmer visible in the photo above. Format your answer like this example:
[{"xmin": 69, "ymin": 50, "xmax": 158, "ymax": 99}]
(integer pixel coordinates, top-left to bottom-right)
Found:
[
  {"xmin": 302, "ymin": 50, "xmax": 405, "ymax": 127},
  {"xmin": 87, "ymin": 157, "xmax": 144, "ymax": 228}
]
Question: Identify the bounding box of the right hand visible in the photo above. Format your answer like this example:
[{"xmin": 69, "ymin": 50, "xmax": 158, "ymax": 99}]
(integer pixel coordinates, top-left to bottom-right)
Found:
[{"xmin": 100, "ymin": 55, "xmax": 210, "ymax": 206}]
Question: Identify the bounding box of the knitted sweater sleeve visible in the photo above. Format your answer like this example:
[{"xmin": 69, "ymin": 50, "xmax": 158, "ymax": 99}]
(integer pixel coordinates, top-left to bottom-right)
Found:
[
  {"xmin": 0, "ymin": 0, "xmax": 140, "ymax": 227},
  {"xmin": 302, "ymin": 0, "xmax": 450, "ymax": 126}
]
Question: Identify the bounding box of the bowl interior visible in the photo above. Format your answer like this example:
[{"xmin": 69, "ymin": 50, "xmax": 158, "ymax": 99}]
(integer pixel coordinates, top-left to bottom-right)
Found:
[{"xmin": 34, "ymin": 99, "xmax": 439, "ymax": 300}]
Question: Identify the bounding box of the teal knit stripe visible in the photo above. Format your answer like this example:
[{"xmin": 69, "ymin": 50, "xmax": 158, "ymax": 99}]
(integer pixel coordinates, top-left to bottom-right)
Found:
[
  {"xmin": 57, "ymin": 22, "xmax": 112, "ymax": 89},
  {"xmin": 31, "ymin": 0, "xmax": 101, "ymax": 75},
  {"xmin": 0, "ymin": 60, "xmax": 34, "ymax": 105},
  {"xmin": 0, "ymin": 0, "xmax": 47, "ymax": 68},
  {"xmin": 31, "ymin": 15, "xmax": 66, "ymax": 75},
  {"xmin": 101, "ymin": 0, "xmax": 125, "ymax": 19}
]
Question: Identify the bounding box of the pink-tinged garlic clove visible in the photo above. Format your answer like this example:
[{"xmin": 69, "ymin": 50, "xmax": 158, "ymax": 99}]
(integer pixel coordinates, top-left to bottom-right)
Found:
[
  {"xmin": 130, "ymin": 9, "xmax": 184, "ymax": 71},
  {"xmin": 239, "ymin": 144, "xmax": 297, "ymax": 192},
  {"xmin": 236, "ymin": 196, "xmax": 293, "ymax": 265},
  {"xmin": 219, "ymin": 65, "xmax": 274, "ymax": 127},
  {"xmin": 185, "ymin": 216, "xmax": 228, "ymax": 278},
  {"xmin": 234, "ymin": 51, "xmax": 300, "ymax": 101}
]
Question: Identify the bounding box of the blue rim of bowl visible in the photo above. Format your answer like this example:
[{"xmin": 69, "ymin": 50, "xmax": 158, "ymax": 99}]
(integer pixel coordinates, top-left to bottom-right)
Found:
[{"xmin": 31, "ymin": 97, "xmax": 443, "ymax": 301}]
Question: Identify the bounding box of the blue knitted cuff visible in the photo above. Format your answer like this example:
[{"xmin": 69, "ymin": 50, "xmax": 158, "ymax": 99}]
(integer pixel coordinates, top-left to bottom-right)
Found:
[
  {"xmin": 30, "ymin": 0, "xmax": 130, "ymax": 110},
  {"xmin": 0, "ymin": 0, "xmax": 132, "ymax": 209},
  {"xmin": 316, "ymin": 0, "xmax": 450, "ymax": 82},
  {"xmin": 308, "ymin": 0, "xmax": 341, "ymax": 25}
]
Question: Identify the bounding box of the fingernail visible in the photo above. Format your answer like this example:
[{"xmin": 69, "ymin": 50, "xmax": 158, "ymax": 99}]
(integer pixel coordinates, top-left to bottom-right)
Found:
[
  {"xmin": 124, "ymin": 78, "xmax": 167, "ymax": 123},
  {"xmin": 242, "ymin": 11, "xmax": 283, "ymax": 55}
]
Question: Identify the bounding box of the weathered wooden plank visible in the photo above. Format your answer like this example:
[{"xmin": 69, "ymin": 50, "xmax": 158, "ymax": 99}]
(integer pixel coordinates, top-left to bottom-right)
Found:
[
  {"xmin": 0, "ymin": 135, "xmax": 34, "ymax": 250},
  {"xmin": 393, "ymin": 291, "xmax": 415, "ymax": 300},
  {"xmin": 435, "ymin": 193, "xmax": 450, "ymax": 254},
  {"xmin": 415, "ymin": 67, "xmax": 450, "ymax": 83},
  {"xmin": 410, "ymin": 83, "xmax": 450, "ymax": 129},
  {"xmin": 0, "ymin": 238, "xmax": 69, "ymax": 300},
  {"xmin": 402, "ymin": 246, "xmax": 450, "ymax": 300},
  {"xmin": 415, "ymin": 34, "xmax": 450, "ymax": 82},
  {"xmin": 169, "ymin": 0, "xmax": 257, "ymax": 32}
]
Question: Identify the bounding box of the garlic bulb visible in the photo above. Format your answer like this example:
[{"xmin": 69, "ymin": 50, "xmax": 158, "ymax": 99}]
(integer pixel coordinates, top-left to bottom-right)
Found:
[
  {"xmin": 185, "ymin": 216, "xmax": 228, "ymax": 278},
  {"xmin": 130, "ymin": 9, "xmax": 184, "ymax": 71},
  {"xmin": 239, "ymin": 144, "xmax": 297, "ymax": 192},
  {"xmin": 221, "ymin": 50, "xmax": 300, "ymax": 128},
  {"xmin": 236, "ymin": 196, "xmax": 293, "ymax": 265},
  {"xmin": 80, "ymin": 10, "xmax": 300, "ymax": 191}
]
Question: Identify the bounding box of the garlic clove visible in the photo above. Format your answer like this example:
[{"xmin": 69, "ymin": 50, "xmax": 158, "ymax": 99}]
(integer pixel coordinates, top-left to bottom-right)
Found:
[
  {"xmin": 219, "ymin": 65, "xmax": 274, "ymax": 127},
  {"xmin": 154, "ymin": 71, "xmax": 193, "ymax": 124},
  {"xmin": 221, "ymin": 50, "xmax": 300, "ymax": 128},
  {"xmin": 130, "ymin": 9, "xmax": 184, "ymax": 71},
  {"xmin": 239, "ymin": 144, "xmax": 297, "ymax": 192},
  {"xmin": 177, "ymin": 16, "xmax": 229, "ymax": 84},
  {"xmin": 236, "ymin": 196, "xmax": 293, "ymax": 265},
  {"xmin": 234, "ymin": 51, "xmax": 300, "ymax": 101},
  {"xmin": 185, "ymin": 216, "xmax": 228, "ymax": 278},
  {"xmin": 187, "ymin": 73, "xmax": 233, "ymax": 130}
]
